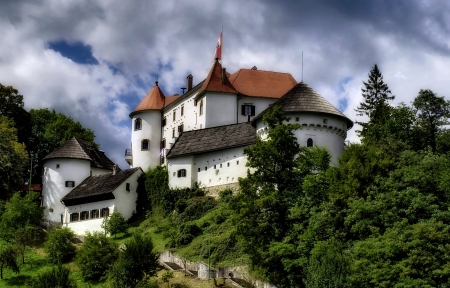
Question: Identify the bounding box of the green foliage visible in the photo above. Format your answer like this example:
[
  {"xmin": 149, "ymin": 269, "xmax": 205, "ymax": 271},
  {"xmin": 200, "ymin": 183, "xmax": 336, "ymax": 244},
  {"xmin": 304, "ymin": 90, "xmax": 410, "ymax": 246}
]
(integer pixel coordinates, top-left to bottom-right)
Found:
[
  {"xmin": 26, "ymin": 264, "xmax": 77, "ymax": 288},
  {"xmin": 178, "ymin": 196, "xmax": 217, "ymax": 221},
  {"xmin": 45, "ymin": 227, "xmax": 76, "ymax": 264},
  {"xmin": 0, "ymin": 83, "xmax": 32, "ymax": 150},
  {"xmin": 0, "ymin": 116, "xmax": 29, "ymax": 199},
  {"xmin": 355, "ymin": 64, "xmax": 395, "ymax": 141},
  {"xmin": 145, "ymin": 165, "xmax": 170, "ymax": 211},
  {"xmin": 0, "ymin": 245, "xmax": 19, "ymax": 280},
  {"xmin": 161, "ymin": 270, "xmax": 174, "ymax": 287},
  {"xmin": 0, "ymin": 192, "xmax": 44, "ymax": 240},
  {"xmin": 109, "ymin": 234, "xmax": 159, "ymax": 288},
  {"xmin": 76, "ymin": 231, "xmax": 118, "ymax": 281},
  {"xmin": 28, "ymin": 108, "xmax": 97, "ymax": 183},
  {"xmin": 14, "ymin": 226, "xmax": 45, "ymax": 264},
  {"xmin": 103, "ymin": 208, "xmax": 129, "ymax": 238}
]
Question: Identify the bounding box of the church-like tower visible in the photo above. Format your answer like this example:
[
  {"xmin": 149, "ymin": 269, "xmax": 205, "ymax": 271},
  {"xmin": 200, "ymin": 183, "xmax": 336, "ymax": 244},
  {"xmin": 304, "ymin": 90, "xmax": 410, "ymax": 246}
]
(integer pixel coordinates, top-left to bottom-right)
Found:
[{"xmin": 128, "ymin": 82, "xmax": 165, "ymax": 171}]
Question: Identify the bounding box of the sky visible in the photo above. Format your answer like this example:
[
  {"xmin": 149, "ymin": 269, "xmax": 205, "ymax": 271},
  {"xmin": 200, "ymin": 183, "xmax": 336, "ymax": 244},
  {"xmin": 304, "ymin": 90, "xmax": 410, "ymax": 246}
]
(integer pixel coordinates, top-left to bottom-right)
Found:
[{"xmin": 1, "ymin": 0, "xmax": 450, "ymax": 168}]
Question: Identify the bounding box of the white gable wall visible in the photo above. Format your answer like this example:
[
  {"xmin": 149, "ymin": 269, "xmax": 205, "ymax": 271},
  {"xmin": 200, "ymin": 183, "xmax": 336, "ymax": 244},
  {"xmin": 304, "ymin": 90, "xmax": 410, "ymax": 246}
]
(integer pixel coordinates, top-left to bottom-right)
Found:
[
  {"xmin": 112, "ymin": 169, "xmax": 142, "ymax": 219},
  {"xmin": 237, "ymin": 96, "xmax": 276, "ymax": 124},
  {"xmin": 204, "ymin": 93, "xmax": 237, "ymax": 128},
  {"xmin": 43, "ymin": 158, "xmax": 91, "ymax": 223}
]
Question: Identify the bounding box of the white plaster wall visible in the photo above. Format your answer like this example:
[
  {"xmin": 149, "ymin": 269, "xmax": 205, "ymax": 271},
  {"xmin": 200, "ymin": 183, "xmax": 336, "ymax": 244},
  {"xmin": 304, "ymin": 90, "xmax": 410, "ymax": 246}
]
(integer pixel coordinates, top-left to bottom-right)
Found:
[
  {"xmin": 111, "ymin": 169, "xmax": 143, "ymax": 219},
  {"xmin": 194, "ymin": 147, "xmax": 249, "ymax": 188},
  {"xmin": 43, "ymin": 158, "xmax": 91, "ymax": 223},
  {"xmin": 237, "ymin": 96, "xmax": 276, "ymax": 124},
  {"xmin": 255, "ymin": 112, "xmax": 349, "ymax": 165},
  {"xmin": 131, "ymin": 111, "xmax": 162, "ymax": 172},
  {"xmin": 167, "ymin": 156, "xmax": 194, "ymax": 189},
  {"xmin": 91, "ymin": 167, "xmax": 111, "ymax": 176},
  {"xmin": 64, "ymin": 199, "xmax": 114, "ymax": 235},
  {"xmin": 205, "ymin": 93, "xmax": 237, "ymax": 128}
]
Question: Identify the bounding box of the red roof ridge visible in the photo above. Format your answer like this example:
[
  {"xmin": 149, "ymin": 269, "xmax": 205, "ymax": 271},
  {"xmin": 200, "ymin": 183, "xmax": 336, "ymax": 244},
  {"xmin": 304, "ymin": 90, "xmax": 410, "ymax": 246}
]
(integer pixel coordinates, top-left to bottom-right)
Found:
[{"xmin": 196, "ymin": 60, "xmax": 237, "ymax": 98}]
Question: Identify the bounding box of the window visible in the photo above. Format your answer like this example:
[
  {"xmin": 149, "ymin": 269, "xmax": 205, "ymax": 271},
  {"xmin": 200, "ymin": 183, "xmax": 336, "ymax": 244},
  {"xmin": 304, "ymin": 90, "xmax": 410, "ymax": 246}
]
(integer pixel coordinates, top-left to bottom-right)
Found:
[
  {"xmin": 220, "ymin": 164, "xmax": 222, "ymax": 168},
  {"xmin": 141, "ymin": 139, "xmax": 149, "ymax": 150},
  {"xmin": 80, "ymin": 211, "xmax": 89, "ymax": 220},
  {"xmin": 65, "ymin": 181, "xmax": 75, "ymax": 187},
  {"xmin": 227, "ymin": 163, "xmax": 230, "ymax": 167},
  {"xmin": 214, "ymin": 165, "xmax": 216, "ymax": 169},
  {"xmin": 91, "ymin": 209, "xmax": 99, "ymax": 218},
  {"xmin": 177, "ymin": 169, "xmax": 186, "ymax": 177},
  {"xmin": 173, "ymin": 110, "xmax": 176, "ymax": 121},
  {"xmin": 101, "ymin": 208, "xmax": 109, "ymax": 217},
  {"xmin": 181, "ymin": 105, "xmax": 184, "ymax": 116},
  {"xmin": 70, "ymin": 213, "xmax": 79, "ymax": 222},
  {"xmin": 161, "ymin": 139, "xmax": 166, "ymax": 149},
  {"xmin": 295, "ymin": 117, "xmax": 299, "ymax": 121},
  {"xmin": 237, "ymin": 161, "xmax": 239, "ymax": 165},
  {"xmin": 172, "ymin": 128, "xmax": 175, "ymax": 138},
  {"xmin": 323, "ymin": 119, "xmax": 328, "ymax": 124},
  {"xmin": 200, "ymin": 100, "xmax": 204, "ymax": 115},
  {"xmin": 126, "ymin": 183, "xmax": 130, "ymax": 191},
  {"xmin": 194, "ymin": 99, "xmax": 198, "ymax": 106},
  {"xmin": 134, "ymin": 118, "xmax": 142, "ymax": 130},
  {"xmin": 178, "ymin": 124, "xmax": 184, "ymax": 134},
  {"xmin": 198, "ymin": 168, "xmax": 200, "ymax": 172},
  {"xmin": 241, "ymin": 105, "xmax": 255, "ymax": 116},
  {"xmin": 162, "ymin": 117, "xmax": 167, "ymax": 127},
  {"xmin": 56, "ymin": 164, "xmax": 60, "ymax": 168},
  {"xmin": 307, "ymin": 138, "xmax": 314, "ymax": 147},
  {"xmin": 205, "ymin": 167, "xmax": 207, "ymax": 171}
]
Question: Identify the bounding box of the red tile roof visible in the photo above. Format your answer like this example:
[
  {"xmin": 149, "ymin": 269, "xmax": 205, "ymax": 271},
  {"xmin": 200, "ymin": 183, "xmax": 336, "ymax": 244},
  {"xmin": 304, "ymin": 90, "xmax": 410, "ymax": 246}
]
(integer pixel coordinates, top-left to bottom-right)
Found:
[
  {"xmin": 196, "ymin": 60, "xmax": 237, "ymax": 98},
  {"xmin": 164, "ymin": 95, "xmax": 181, "ymax": 107},
  {"xmin": 131, "ymin": 83, "xmax": 165, "ymax": 116},
  {"xmin": 229, "ymin": 69, "xmax": 297, "ymax": 98}
]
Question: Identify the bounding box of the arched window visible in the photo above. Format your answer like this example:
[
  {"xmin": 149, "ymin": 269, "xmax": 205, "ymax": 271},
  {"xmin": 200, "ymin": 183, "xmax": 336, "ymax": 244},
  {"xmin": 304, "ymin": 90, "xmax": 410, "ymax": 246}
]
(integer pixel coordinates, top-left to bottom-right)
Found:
[
  {"xmin": 200, "ymin": 100, "xmax": 204, "ymax": 115},
  {"xmin": 141, "ymin": 139, "xmax": 149, "ymax": 150},
  {"xmin": 134, "ymin": 118, "xmax": 142, "ymax": 130},
  {"xmin": 307, "ymin": 138, "xmax": 313, "ymax": 147}
]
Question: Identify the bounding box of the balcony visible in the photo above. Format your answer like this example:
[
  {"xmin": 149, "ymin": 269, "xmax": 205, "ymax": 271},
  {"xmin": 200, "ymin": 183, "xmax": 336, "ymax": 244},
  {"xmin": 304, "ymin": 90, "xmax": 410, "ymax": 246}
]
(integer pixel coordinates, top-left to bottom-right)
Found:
[{"xmin": 124, "ymin": 149, "xmax": 132, "ymax": 165}]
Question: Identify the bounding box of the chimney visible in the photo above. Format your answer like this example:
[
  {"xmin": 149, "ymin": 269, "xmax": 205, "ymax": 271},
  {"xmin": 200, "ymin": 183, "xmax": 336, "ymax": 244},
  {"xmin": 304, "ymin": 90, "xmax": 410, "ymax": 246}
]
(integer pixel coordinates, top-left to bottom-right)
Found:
[
  {"xmin": 222, "ymin": 68, "xmax": 226, "ymax": 85},
  {"xmin": 186, "ymin": 74, "xmax": 193, "ymax": 91},
  {"xmin": 112, "ymin": 164, "xmax": 117, "ymax": 176}
]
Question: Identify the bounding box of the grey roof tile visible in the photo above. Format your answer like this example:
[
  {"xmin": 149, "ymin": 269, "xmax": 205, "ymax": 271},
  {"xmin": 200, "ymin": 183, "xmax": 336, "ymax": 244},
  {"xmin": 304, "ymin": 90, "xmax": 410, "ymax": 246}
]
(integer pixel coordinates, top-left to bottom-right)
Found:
[{"xmin": 166, "ymin": 122, "xmax": 256, "ymax": 159}]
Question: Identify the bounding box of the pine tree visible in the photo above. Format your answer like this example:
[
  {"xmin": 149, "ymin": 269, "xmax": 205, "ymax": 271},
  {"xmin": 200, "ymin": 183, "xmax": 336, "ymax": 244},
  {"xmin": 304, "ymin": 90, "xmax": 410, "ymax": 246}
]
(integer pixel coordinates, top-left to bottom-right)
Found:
[{"xmin": 355, "ymin": 64, "xmax": 394, "ymax": 141}]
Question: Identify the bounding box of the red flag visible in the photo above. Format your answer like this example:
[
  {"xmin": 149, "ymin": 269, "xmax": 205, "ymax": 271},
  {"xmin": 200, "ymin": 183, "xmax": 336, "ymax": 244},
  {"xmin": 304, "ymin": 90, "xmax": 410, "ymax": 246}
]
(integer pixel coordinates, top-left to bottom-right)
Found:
[{"xmin": 214, "ymin": 32, "xmax": 222, "ymax": 61}]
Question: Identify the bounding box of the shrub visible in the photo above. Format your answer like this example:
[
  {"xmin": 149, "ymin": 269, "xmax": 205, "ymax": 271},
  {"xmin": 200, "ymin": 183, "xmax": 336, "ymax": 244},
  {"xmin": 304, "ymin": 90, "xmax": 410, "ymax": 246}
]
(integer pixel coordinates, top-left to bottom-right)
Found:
[
  {"xmin": 26, "ymin": 264, "xmax": 77, "ymax": 288},
  {"xmin": 109, "ymin": 234, "xmax": 159, "ymax": 288},
  {"xmin": 76, "ymin": 231, "xmax": 118, "ymax": 281},
  {"xmin": 45, "ymin": 227, "xmax": 76, "ymax": 264},
  {"xmin": 0, "ymin": 245, "xmax": 19, "ymax": 280},
  {"xmin": 176, "ymin": 223, "xmax": 202, "ymax": 246},
  {"xmin": 179, "ymin": 196, "xmax": 217, "ymax": 221},
  {"xmin": 104, "ymin": 209, "xmax": 129, "ymax": 238}
]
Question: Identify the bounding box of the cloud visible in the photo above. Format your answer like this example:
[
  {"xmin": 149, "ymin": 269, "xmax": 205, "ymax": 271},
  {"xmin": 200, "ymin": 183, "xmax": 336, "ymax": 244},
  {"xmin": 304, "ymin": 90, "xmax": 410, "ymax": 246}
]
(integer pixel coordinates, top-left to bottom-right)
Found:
[{"xmin": 1, "ymin": 0, "xmax": 450, "ymax": 167}]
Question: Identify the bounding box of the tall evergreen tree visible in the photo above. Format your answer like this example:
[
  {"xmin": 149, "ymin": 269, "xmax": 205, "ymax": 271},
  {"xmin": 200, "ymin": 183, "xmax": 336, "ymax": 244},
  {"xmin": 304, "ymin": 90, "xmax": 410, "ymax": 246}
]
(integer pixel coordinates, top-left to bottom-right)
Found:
[{"xmin": 355, "ymin": 64, "xmax": 394, "ymax": 141}]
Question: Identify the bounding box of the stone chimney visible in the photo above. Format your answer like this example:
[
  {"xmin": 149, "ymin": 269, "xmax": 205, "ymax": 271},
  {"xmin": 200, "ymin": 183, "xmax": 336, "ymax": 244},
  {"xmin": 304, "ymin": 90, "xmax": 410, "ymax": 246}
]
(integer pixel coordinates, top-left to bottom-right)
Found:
[
  {"xmin": 222, "ymin": 68, "xmax": 226, "ymax": 85},
  {"xmin": 112, "ymin": 164, "xmax": 117, "ymax": 175},
  {"xmin": 187, "ymin": 74, "xmax": 193, "ymax": 91}
]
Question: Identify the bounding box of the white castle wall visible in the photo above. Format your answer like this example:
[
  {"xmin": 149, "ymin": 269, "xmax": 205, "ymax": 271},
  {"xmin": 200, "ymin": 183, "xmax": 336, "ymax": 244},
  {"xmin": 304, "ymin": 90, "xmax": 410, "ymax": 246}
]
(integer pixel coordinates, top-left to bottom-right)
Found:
[
  {"xmin": 167, "ymin": 156, "xmax": 194, "ymax": 189},
  {"xmin": 131, "ymin": 111, "xmax": 162, "ymax": 172},
  {"xmin": 64, "ymin": 199, "xmax": 114, "ymax": 235},
  {"xmin": 43, "ymin": 158, "xmax": 91, "ymax": 223},
  {"xmin": 204, "ymin": 93, "xmax": 237, "ymax": 128},
  {"xmin": 237, "ymin": 96, "xmax": 275, "ymax": 124}
]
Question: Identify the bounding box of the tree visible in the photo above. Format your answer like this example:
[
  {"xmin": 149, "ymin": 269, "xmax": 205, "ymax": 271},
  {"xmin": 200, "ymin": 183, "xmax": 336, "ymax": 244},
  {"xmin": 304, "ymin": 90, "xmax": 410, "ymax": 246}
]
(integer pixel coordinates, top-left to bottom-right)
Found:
[
  {"xmin": 45, "ymin": 227, "xmax": 76, "ymax": 264},
  {"xmin": 104, "ymin": 209, "xmax": 129, "ymax": 238},
  {"xmin": 109, "ymin": 234, "xmax": 159, "ymax": 288},
  {"xmin": 29, "ymin": 108, "xmax": 97, "ymax": 183},
  {"xmin": 412, "ymin": 89, "xmax": 450, "ymax": 152},
  {"xmin": 14, "ymin": 226, "xmax": 45, "ymax": 264},
  {"xmin": 0, "ymin": 83, "xmax": 32, "ymax": 149},
  {"xmin": 0, "ymin": 116, "xmax": 28, "ymax": 199},
  {"xmin": 76, "ymin": 231, "xmax": 118, "ymax": 281},
  {"xmin": 355, "ymin": 64, "xmax": 395, "ymax": 142},
  {"xmin": 0, "ymin": 192, "xmax": 44, "ymax": 240},
  {"xmin": 0, "ymin": 245, "xmax": 19, "ymax": 280},
  {"xmin": 26, "ymin": 264, "xmax": 77, "ymax": 288}
]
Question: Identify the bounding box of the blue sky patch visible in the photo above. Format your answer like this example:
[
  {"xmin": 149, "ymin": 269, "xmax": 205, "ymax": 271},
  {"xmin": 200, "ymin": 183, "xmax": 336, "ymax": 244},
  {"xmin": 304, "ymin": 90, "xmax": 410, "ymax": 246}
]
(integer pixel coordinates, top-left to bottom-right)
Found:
[{"xmin": 48, "ymin": 40, "xmax": 99, "ymax": 65}]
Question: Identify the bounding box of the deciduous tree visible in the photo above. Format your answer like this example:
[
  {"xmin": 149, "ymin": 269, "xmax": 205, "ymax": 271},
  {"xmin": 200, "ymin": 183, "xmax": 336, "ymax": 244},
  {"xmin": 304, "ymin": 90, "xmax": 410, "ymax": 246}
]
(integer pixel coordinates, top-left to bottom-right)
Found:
[
  {"xmin": 0, "ymin": 245, "xmax": 19, "ymax": 280},
  {"xmin": 45, "ymin": 227, "xmax": 76, "ymax": 264}
]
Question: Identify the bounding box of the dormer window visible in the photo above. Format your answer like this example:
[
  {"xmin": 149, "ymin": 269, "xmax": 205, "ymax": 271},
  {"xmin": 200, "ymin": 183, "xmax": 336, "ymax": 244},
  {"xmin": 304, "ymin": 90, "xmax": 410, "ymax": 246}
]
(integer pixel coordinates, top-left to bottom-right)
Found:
[
  {"xmin": 134, "ymin": 118, "xmax": 142, "ymax": 130},
  {"xmin": 141, "ymin": 139, "xmax": 150, "ymax": 150}
]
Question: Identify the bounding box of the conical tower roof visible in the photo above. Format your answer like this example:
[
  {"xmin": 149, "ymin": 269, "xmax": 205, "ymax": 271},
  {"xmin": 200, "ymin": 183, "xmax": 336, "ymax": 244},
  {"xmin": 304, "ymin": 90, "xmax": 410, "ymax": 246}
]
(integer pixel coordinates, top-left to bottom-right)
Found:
[
  {"xmin": 254, "ymin": 82, "xmax": 353, "ymax": 129},
  {"xmin": 196, "ymin": 59, "xmax": 237, "ymax": 98},
  {"xmin": 130, "ymin": 82, "xmax": 165, "ymax": 116}
]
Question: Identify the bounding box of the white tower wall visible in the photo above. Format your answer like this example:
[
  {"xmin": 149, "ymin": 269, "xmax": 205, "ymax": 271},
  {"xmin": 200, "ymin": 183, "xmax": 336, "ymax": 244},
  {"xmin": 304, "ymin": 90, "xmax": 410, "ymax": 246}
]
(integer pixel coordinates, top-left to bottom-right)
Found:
[
  {"xmin": 131, "ymin": 110, "xmax": 162, "ymax": 172},
  {"xmin": 42, "ymin": 158, "xmax": 91, "ymax": 223}
]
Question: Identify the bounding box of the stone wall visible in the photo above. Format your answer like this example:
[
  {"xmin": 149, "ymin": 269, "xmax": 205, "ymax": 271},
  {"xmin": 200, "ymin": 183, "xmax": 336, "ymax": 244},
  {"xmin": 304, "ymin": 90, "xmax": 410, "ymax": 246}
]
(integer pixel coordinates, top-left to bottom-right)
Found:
[{"xmin": 204, "ymin": 182, "xmax": 240, "ymax": 198}]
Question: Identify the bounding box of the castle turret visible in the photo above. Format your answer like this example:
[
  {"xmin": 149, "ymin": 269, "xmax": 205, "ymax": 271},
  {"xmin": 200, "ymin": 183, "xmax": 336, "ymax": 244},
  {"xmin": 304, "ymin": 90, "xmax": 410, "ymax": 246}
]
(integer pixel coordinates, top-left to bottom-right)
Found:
[{"xmin": 128, "ymin": 81, "xmax": 165, "ymax": 171}]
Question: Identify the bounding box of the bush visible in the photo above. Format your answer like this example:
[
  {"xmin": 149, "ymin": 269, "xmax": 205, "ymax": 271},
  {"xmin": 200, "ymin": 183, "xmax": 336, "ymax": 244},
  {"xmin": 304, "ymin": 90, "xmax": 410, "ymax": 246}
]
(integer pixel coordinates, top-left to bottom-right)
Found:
[
  {"xmin": 176, "ymin": 223, "xmax": 202, "ymax": 246},
  {"xmin": 104, "ymin": 208, "xmax": 129, "ymax": 238},
  {"xmin": 0, "ymin": 245, "xmax": 19, "ymax": 280},
  {"xmin": 26, "ymin": 264, "xmax": 77, "ymax": 288},
  {"xmin": 109, "ymin": 234, "xmax": 159, "ymax": 288},
  {"xmin": 76, "ymin": 231, "xmax": 118, "ymax": 281},
  {"xmin": 179, "ymin": 196, "xmax": 217, "ymax": 221},
  {"xmin": 45, "ymin": 227, "xmax": 76, "ymax": 264}
]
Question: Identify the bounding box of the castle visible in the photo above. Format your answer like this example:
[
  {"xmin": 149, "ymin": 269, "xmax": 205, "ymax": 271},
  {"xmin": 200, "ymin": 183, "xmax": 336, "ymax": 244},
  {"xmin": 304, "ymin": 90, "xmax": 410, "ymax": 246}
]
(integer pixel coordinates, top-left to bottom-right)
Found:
[{"xmin": 41, "ymin": 58, "xmax": 353, "ymax": 234}]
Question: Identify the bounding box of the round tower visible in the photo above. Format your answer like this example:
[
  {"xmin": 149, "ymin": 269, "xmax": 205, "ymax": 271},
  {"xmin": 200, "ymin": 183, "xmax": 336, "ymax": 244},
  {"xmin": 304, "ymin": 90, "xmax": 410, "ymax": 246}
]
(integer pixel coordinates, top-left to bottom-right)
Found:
[
  {"xmin": 128, "ymin": 81, "xmax": 165, "ymax": 172},
  {"xmin": 254, "ymin": 82, "xmax": 353, "ymax": 165}
]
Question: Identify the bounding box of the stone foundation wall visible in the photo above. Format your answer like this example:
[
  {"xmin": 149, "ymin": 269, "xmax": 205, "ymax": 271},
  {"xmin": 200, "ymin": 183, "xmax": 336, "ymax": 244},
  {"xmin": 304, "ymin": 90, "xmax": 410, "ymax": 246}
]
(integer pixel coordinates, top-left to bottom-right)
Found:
[{"xmin": 204, "ymin": 182, "xmax": 240, "ymax": 198}]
